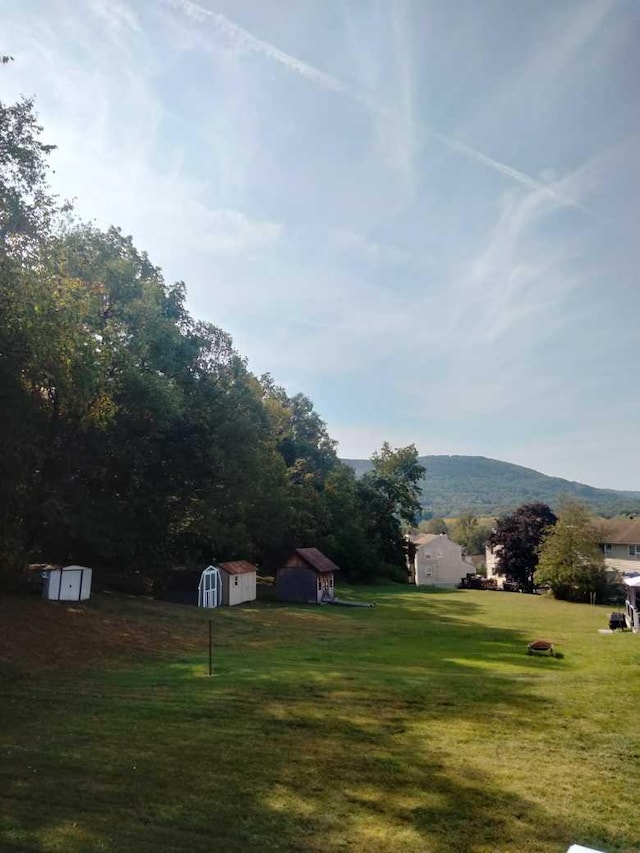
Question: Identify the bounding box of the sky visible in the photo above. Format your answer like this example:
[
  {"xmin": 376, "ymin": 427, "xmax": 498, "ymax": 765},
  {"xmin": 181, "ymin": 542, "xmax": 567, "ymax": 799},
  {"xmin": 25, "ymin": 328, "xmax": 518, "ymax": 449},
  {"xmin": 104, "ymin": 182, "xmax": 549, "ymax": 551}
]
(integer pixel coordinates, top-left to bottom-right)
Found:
[{"xmin": 2, "ymin": 0, "xmax": 639, "ymax": 489}]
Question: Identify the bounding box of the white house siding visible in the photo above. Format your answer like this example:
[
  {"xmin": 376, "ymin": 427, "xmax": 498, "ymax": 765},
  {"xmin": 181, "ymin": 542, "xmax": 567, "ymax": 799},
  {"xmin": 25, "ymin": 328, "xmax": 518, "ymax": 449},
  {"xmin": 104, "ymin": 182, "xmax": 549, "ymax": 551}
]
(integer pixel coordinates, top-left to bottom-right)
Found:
[
  {"xmin": 414, "ymin": 535, "xmax": 475, "ymax": 587},
  {"xmin": 485, "ymin": 545, "xmax": 506, "ymax": 588},
  {"xmin": 603, "ymin": 544, "xmax": 640, "ymax": 577}
]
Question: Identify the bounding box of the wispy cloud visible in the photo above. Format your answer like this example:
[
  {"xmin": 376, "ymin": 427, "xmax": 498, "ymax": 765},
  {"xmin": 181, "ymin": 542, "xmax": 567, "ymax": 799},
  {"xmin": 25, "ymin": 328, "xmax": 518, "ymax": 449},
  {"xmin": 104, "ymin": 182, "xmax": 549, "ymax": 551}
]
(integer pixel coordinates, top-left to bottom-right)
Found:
[
  {"xmin": 162, "ymin": 0, "xmax": 570, "ymax": 201},
  {"xmin": 485, "ymin": 0, "xmax": 617, "ymax": 123},
  {"xmin": 88, "ymin": 0, "xmax": 141, "ymax": 36}
]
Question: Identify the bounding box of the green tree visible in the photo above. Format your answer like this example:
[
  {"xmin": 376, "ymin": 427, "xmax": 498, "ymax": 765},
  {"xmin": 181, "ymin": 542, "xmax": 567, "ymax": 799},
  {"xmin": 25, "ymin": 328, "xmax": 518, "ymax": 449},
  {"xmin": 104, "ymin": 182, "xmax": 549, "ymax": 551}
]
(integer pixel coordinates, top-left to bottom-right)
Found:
[
  {"xmin": 536, "ymin": 502, "xmax": 608, "ymax": 602},
  {"xmin": 360, "ymin": 443, "xmax": 425, "ymax": 571},
  {"xmin": 419, "ymin": 517, "xmax": 448, "ymax": 535},
  {"xmin": 449, "ymin": 513, "xmax": 492, "ymax": 554},
  {"xmin": 0, "ymin": 84, "xmax": 64, "ymax": 577},
  {"xmin": 0, "ymin": 75, "xmax": 427, "ymax": 588}
]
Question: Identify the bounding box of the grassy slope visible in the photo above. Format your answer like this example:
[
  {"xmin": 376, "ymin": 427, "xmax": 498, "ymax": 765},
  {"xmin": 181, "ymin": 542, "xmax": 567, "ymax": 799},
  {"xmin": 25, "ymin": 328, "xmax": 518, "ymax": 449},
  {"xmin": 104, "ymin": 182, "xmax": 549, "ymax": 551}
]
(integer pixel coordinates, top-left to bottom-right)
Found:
[
  {"xmin": 342, "ymin": 455, "xmax": 640, "ymax": 517},
  {"xmin": 1, "ymin": 588, "xmax": 639, "ymax": 853}
]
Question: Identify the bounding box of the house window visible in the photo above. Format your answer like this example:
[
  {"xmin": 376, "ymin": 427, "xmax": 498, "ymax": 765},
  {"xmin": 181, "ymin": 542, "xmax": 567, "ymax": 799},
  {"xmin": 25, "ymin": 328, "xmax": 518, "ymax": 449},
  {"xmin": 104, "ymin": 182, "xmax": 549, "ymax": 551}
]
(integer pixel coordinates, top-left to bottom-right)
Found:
[
  {"xmin": 602, "ymin": 543, "xmax": 612, "ymax": 554},
  {"xmin": 629, "ymin": 545, "xmax": 640, "ymax": 558}
]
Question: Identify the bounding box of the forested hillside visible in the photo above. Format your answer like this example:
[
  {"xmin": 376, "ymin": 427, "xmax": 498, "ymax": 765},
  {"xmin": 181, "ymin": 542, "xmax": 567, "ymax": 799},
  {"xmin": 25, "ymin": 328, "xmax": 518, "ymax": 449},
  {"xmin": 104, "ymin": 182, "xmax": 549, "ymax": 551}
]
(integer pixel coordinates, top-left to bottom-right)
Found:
[
  {"xmin": 343, "ymin": 455, "xmax": 640, "ymax": 518},
  {"xmin": 0, "ymin": 77, "xmax": 424, "ymax": 585}
]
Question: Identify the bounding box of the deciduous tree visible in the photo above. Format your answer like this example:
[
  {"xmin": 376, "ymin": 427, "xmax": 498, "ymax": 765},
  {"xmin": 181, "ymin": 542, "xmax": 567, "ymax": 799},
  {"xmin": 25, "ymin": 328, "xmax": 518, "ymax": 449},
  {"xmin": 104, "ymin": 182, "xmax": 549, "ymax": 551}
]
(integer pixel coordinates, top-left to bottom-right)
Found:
[
  {"xmin": 536, "ymin": 502, "xmax": 608, "ymax": 602},
  {"xmin": 489, "ymin": 502, "xmax": 557, "ymax": 592}
]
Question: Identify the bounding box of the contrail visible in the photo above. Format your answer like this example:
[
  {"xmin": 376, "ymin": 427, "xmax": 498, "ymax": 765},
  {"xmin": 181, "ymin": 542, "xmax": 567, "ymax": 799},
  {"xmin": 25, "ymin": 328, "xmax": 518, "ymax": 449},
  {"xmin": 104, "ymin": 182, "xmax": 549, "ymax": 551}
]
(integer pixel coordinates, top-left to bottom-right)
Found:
[{"xmin": 163, "ymin": 0, "xmax": 564, "ymax": 200}]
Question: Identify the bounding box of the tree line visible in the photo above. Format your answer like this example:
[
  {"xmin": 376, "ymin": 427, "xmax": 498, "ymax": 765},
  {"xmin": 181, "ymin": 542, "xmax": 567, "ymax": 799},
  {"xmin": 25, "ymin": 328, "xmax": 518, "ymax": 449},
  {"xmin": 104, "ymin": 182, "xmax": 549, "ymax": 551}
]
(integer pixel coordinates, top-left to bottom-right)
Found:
[
  {"xmin": 489, "ymin": 501, "xmax": 616, "ymax": 603},
  {"xmin": 0, "ymin": 80, "xmax": 425, "ymax": 587}
]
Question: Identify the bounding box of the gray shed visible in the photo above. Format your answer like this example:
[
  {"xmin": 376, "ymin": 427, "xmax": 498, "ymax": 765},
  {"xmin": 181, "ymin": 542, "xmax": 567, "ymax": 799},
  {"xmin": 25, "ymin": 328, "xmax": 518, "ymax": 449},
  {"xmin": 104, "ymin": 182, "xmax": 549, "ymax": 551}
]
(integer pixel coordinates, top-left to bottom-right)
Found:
[
  {"xmin": 42, "ymin": 565, "xmax": 92, "ymax": 601},
  {"xmin": 275, "ymin": 548, "xmax": 340, "ymax": 604}
]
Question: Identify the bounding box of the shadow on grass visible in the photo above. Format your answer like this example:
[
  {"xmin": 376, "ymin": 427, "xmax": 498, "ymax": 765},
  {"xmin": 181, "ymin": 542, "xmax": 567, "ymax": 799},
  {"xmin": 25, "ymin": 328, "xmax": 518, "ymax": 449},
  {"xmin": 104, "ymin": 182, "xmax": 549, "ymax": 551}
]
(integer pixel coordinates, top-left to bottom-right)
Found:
[{"xmin": 0, "ymin": 591, "xmax": 629, "ymax": 852}]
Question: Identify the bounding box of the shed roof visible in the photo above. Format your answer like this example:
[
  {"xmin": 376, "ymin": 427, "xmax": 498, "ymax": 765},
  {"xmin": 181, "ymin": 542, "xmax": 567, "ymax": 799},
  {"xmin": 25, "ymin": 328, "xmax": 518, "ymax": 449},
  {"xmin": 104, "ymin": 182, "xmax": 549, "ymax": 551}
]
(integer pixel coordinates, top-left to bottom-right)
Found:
[
  {"xmin": 597, "ymin": 518, "xmax": 640, "ymax": 545},
  {"xmin": 294, "ymin": 548, "xmax": 340, "ymax": 574},
  {"xmin": 219, "ymin": 560, "xmax": 257, "ymax": 575},
  {"xmin": 623, "ymin": 575, "xmax": 640, "ymax": 587}
]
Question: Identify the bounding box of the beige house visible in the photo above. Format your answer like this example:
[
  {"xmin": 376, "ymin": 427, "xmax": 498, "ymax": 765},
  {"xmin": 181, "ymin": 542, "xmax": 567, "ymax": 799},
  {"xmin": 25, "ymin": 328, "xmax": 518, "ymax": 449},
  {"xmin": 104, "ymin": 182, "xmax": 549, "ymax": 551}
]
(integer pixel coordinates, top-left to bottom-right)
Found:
[
  {"xmin": 408, "ymin": 533, "xmax": 476, "ymax": 587},
  {"xmin": 596, "ymin": 518, "xmax": 640, "ymax": 577},
  {"xmin": 218, "ymin": 561, "xmax": 257, "ymax": 606},
  {"xmin": 485, "ymin": 544, "xmax": 506, "ymax": 588}
]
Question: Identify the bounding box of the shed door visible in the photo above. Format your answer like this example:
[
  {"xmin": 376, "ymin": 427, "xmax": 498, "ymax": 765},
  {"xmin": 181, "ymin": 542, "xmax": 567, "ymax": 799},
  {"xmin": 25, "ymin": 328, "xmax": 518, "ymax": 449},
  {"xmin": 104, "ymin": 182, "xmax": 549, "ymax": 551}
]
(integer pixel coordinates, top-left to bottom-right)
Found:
[
  {"xmin": 59, "ymin": 570, "xmax": 82, "ymax": 600},
  {"xmin": 242, "ymin": 573, "xmax": 251, "ymax": 601},
  {"xmin": 203, "ymin": 573, "xmax": 217, "ymax": 607}
]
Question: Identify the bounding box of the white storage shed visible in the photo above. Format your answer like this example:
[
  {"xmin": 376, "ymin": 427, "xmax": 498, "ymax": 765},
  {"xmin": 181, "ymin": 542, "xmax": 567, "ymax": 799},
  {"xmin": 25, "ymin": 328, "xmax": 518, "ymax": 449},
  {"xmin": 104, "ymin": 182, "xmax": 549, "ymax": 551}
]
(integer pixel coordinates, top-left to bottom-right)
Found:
[
  {"xmin": 198, "ymin": 565, "xmax": 223, "ymax": 608},
  {"xmin": 42, "ymin": 565, "xmax": 92, "ymax": 601},
  {"xmin": 218, "ymin": 561, "xmax": 257, "ymax": 606}
]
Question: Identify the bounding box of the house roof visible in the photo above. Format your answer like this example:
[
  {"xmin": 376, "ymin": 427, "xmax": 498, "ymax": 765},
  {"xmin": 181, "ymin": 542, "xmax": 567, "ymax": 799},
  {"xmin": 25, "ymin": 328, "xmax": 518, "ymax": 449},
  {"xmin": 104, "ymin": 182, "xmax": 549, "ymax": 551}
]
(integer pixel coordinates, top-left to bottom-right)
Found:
[
  {"xmin": 218, "ymin": 560, "xmax": 257, "ymax": 575},
  {"xmin": 596, "ymin": 518, "xmax": 640, "ymax": 545},
  {"xmin": 409, "ymin": 533, "xmax": 446, "ymax": 546},
  {"xmin": 294, "ymin": 548, "xmax": 340, "ymax": 574}
]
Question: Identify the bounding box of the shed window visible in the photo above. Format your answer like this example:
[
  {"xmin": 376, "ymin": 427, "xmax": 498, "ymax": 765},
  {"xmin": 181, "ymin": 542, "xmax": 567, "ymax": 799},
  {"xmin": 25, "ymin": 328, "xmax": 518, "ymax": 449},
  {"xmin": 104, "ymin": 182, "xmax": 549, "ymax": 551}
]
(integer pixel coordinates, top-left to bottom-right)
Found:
[
  {"xmin": 234, "ymin": 577, "xmax": 239, "ymax": 586},
  {"xmin": 329, "ymin": 576, "xmax": 333, "ymax": 587},
  {"xmin": 318, "ymin": 577, "xmax": 322, "ymax": 590}
]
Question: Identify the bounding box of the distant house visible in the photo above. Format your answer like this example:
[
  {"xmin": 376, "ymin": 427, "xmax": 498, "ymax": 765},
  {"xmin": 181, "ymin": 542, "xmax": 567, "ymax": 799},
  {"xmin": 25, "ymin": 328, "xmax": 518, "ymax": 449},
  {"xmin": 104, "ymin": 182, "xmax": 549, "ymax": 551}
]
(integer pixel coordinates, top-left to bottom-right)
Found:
[
  {"xmin": 218, "ymin": 561, "xmax": 257, "ymax": 606},
  {"xmin": 408, "ymin": 533, "xmax": 475, "ymax": 587},
  {"xmin": 485, "ymin": 544, "xmax": 506, "ymax": 588},
  {"xmin": 596, "ymin": 517, "xmax": 640, "ymax": 577},
  {"xmin": 275, "ymin": 548, "xmax": 340, "ymax": 604}
]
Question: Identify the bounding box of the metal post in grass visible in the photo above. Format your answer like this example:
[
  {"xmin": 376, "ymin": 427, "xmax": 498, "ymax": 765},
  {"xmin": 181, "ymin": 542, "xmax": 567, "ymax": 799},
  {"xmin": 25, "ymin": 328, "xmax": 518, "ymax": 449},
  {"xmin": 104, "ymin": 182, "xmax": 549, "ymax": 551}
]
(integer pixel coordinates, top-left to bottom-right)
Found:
[{"xmin": 208, "ymin": 617, "xmax": 213, "ymax": 677}]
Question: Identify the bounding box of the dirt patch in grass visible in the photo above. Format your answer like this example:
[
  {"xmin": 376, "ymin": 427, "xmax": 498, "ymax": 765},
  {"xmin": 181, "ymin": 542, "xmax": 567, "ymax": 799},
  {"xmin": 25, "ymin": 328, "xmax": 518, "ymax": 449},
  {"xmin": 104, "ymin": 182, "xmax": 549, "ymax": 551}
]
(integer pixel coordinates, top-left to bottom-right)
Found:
[
  {"xmin": 0, "ymin": 593, "xmax": 207, "ymax": 674},
  {"xmin": 0, "ymin": 591, "xmax": 374, "ymax": 677}
]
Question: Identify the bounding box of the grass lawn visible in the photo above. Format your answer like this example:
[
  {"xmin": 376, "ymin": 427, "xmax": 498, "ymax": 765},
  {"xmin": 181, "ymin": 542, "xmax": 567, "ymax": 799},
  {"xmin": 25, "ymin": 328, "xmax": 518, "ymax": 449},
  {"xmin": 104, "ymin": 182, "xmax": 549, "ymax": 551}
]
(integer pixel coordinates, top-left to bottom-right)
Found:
[{"xmin": 1, "ymin": 585, "xmax": 639, "ymax": 852}]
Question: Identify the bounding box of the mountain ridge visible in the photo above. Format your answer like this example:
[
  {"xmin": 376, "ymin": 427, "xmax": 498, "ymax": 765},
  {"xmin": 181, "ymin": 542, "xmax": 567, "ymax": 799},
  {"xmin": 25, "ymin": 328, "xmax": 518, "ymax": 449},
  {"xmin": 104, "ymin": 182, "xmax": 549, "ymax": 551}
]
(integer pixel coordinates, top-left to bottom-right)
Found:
[{"xmin": 341, "ymin": 454, "xmax": 640, "ymax": 518}]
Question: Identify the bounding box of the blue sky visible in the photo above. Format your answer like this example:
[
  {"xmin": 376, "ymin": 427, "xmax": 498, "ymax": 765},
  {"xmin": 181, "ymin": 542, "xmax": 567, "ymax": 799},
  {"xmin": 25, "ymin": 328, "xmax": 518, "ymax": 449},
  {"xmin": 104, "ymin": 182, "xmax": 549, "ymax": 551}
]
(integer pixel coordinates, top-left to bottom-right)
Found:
[{"xmin": 2, "ymin": 0, "xmax": 639, "ymax": 489}]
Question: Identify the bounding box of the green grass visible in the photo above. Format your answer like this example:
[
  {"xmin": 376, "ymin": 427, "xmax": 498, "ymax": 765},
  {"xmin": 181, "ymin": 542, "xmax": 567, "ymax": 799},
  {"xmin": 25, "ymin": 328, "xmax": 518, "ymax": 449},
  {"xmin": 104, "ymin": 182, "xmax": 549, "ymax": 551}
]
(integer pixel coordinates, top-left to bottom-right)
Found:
[{"xmin": 2, "ymin": 587, "xmax": 639, "ymax": 852}]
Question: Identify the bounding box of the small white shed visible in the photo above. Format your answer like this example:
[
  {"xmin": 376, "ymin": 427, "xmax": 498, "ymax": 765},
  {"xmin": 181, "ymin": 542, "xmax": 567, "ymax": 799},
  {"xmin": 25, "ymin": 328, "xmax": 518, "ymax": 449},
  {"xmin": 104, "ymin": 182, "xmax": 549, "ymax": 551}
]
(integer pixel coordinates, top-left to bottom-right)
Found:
[
  {"xmin": 43, "ymin": 565, "xmax": 92, "ymax": 601},
  {"xmin": 623, "ymin": 575, "xmax": 640, "ymax": 632},
  {"xmin": 218, "ymin": 561, "xmax": 257, "ymax": 606},
  {"xmin": 198, "ymin": 565, "xmax": 223, "ymax": 608}
]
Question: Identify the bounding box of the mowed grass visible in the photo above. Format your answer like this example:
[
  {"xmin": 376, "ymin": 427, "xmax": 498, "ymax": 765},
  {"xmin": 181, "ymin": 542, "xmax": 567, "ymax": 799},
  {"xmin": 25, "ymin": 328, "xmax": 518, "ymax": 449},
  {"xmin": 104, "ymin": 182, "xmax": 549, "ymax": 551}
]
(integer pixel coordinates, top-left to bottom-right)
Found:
[{"xmin": 1, "ymin": 587, "xmax": 639, "ymax": 853}]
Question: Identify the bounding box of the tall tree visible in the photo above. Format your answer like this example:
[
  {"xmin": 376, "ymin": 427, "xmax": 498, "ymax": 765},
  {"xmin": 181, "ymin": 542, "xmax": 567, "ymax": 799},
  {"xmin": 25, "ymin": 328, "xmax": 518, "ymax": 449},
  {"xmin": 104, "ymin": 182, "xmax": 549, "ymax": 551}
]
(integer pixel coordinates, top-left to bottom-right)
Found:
[
  {"xmin": 536, "ymin": 501, "xmax": 608, "ymax": 602},
  {"xmin": 0, "ymin": 83, "xmax": 63, "ymax": 576},
  {"xmin": 489, "ymin": 502, "xmax": 557, "ymax": 592},
  {"xmin": 450, "ymin": 514, "xmax": 493, "ymax": 554},
  {"xmin": 360, "ymin": 443, "xmax": 426, "ymax": 570}
]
